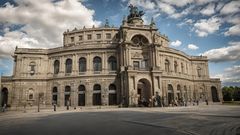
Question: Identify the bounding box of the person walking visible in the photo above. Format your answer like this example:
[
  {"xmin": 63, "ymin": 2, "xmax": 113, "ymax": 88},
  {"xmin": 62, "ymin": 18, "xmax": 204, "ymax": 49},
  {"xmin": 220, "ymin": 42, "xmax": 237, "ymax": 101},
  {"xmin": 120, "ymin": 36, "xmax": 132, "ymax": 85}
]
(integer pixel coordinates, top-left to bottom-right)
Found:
[{"xmin": 2, "ymin": 103, "xmax": 6, "ymax": 112}]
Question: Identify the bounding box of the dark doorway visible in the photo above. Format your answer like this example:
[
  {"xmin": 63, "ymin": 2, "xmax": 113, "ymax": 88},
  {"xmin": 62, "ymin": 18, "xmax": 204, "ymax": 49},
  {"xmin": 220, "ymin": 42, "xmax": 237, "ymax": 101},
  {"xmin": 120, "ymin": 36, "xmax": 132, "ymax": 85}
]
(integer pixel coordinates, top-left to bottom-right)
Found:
[
  {"xmin": 65, "ymin": 86, "xmax": 71, "ymax": 106},
  {"xmin": 137, "ymin": 79, "xmax": 151, "ymax": 107},
  {"xmin": 211, "ymin": 86, "xmax": 220, "ymax": 102},
  {"xmin": 52, "ymin": 87, "xmax": 58, "ymax": 105},
  {"xmin": 93, "ymin": 84, "xmax": 101, "ymax": 105},
  {"xmin": 168, "ymin": 84, "xmax": 174, "ymax": 105},
  {"xmin": 78, "ymin": 85, "xmax": 85, "ymax": 106},
  {"xmin": 1, "ymin": 88, "xmax": 8, "ymax": 107},
  {"xmin": 109, "ymin": 84, "xmax": 117, "ymax": 105}
]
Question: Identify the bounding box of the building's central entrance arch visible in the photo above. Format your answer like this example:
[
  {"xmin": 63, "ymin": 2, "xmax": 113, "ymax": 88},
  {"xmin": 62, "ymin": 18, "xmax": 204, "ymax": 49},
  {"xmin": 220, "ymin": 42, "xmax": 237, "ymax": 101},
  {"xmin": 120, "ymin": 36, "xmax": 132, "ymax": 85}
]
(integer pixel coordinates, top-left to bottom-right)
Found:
[
  {"xmin": 1, "ymin": 88, "xmax": 8, "ymax": 107},
  {"xmin": 137, "ymin": 78, "xmax": 151, "ymax": 107}
]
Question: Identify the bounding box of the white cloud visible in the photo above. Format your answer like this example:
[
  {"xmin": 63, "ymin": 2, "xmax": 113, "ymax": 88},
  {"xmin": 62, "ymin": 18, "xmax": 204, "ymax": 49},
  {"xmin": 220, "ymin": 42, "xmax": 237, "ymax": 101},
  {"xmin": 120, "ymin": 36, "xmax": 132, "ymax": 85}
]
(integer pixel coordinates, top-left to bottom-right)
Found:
[
  {"xmin": 212, "ymin": 65, "xmax": 240, "ymax": 83},
  {"xmin": 224, "ymin": 14, "xmax": 240, "ymax": 25},
  {"xmin": 170, "ymin": 5, "xmax": 195, "ymax": 19},
  {"xmin": 128, "ymin": 0, "xmax": 155, "ymax": 10},
  {"xmin": 170, "ymin": 40, "xmax": 182, "ymax": 47},
  {"xmin": 161, "ymin": 0, "xmax": 194, "ymax": 7},
  {"xmin": 200, "ymin": 3, "xmax": 215, "ymax": 16},
  {"xmin": 188, "ymin": 44, "xmax": 199, "ymax": 50},
  {"xmin": 0, "ymin": 0, "xmax": 100, "ymax": 59},
  {"xmin": 157, "ymin": 2, "xmax": 175, "ymax": 15},
  {"xmin": 194, "ymin": 17, "xmax": 221, "ymax": 37},
  {"xmin": 220, "ymin": 1, "xmax": 240, "ymax": 15},
  {"xmin": 224, "ymin": 24, "xmax": 240, "ymax": 36},
  {"xmin": 202, "ymin": 41, "xmax": 240, "ymax": 62},
  {"xmin": 195, "ymin": 0, "xmax": 217, "ymax": 5}
]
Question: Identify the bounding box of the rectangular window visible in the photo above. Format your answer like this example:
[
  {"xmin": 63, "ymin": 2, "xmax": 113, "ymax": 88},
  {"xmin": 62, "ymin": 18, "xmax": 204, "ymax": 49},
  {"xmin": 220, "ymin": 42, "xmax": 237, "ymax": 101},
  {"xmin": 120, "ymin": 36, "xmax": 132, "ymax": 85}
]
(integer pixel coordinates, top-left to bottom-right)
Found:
[
  {"xmin": 79, "ymin": 35, "xmax": 83, "ymax": 41},
  {"xmin": 96, "ymin": 34, "xmax": 101, "ymax": 39},
  {"xmin": 70, "ymin": 37, "xmax": 74, "ymax": 42},
  {"xmin": 133, "ymin": 61, "xmax": 139, "ymax": 70},
  {"xmin": 141, "ymin": 60, "xmax": 147, "ymax": 69},
  {"xmin": 87, "ymin": 34, "xmax": 92, "ymax": 40},
  {"xmin": 106, "ymin": 33, "xmax": 111, "ymax": 39}
]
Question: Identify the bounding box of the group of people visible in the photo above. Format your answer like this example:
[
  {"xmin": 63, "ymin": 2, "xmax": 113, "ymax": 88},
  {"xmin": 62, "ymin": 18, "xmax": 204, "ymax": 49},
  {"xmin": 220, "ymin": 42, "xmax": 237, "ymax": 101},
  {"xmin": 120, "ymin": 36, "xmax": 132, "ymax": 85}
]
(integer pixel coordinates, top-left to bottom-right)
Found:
[{"xmin": 138, "ymin": 92, "xmax": 208, "ymax": 107}]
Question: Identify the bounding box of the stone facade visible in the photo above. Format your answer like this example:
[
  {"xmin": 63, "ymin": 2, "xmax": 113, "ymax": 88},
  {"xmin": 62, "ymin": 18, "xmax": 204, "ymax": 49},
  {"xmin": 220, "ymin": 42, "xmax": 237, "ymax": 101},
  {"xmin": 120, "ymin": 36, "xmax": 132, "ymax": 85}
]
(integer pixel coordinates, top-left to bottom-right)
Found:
[{"xmin": 1, "ymin": 7, "xmax": 222, "ymax": 108}]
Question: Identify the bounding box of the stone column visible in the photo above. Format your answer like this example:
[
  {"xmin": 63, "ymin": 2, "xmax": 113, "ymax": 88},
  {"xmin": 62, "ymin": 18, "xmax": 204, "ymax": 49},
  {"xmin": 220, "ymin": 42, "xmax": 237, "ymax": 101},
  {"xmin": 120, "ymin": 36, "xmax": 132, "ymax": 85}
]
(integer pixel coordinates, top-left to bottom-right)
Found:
[
  {"xmin": 103, "ymin": 52, "xmax": 106, "ymax": 74},
  {"xmin": 87, "ymin": 54, "xmax": 92, "ymax": 74},
  {"xmin": 102, "ymin": 84, "xmax": 108, "ymax": 106},
  {"xmin": 60, "ymin": 84, "xmax": 65, "ymax": 106},
  {"xmin": 70, "ymin": 82, "xmax": 77, "ymax": 108},
  {"xmin": 60, "ymin": 57, "xmax": 64, "ymax": 76},
  {"xmin": 85, "ymin": 83, "xmax": 92, "ymax": 106},
  {"xmin": 72, "ymin": 54, "xmax": 77, "ymax": 75}
]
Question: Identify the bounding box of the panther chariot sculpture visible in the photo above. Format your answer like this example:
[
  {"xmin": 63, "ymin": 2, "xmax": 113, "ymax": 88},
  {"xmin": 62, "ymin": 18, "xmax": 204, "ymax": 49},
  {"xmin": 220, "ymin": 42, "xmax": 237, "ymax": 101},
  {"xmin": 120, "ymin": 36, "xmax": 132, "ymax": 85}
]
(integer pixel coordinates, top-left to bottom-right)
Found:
[{"xmin": 127, "ymin": 4, "xmax": 145, "ymax": 21}]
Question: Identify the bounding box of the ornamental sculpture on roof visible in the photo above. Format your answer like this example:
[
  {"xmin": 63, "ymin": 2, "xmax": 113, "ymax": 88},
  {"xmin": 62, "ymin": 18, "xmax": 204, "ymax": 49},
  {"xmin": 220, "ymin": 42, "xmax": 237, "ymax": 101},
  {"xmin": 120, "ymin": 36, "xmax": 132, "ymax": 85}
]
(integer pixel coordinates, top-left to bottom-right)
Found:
[{"xmin": 127, "ymin": 4, "xmax": 145, "ymax": 21}]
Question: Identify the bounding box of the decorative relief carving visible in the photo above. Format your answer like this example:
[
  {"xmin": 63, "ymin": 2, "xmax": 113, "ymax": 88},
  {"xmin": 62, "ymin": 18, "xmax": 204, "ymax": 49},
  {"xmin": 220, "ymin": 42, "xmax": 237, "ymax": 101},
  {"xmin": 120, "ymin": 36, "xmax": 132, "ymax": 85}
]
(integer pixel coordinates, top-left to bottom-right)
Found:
[{"xmin": 132, "ymin": 52, "xmax": 141, "ymax": 58}]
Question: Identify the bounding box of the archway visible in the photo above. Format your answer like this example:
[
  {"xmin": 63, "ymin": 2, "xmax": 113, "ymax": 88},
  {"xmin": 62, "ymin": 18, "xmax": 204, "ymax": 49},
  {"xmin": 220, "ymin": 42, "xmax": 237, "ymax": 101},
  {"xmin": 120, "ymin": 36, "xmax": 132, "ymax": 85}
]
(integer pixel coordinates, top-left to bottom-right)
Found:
[
  {"xmin": 137, "ymin": 79, "xmax": 151, "ymax": 107},
  {"xmin": 168, "ymin": 84, "xmax": 174, "ymax": 105},
  {"xmin": 78, "ymin": 85, "xmax": 85, "ymax": 106},
  {"xmin": 109, "ymin": 84, "xmax": 117, "ymax": 105},
  {"xmin": 1, "ymin": 88, "xmax": 8, "ymax": 107},
  {"xmin": 64, "ymin": 86, "xmax": 71, "ymax": 106},
  {"xmin": 93, "ymin": 84, "xmax": 101, "ymax": 105},
  {"xmin": 211, "ymin": 86, "xmax": 220, "ymax": 102},
  {"xmin": 52, "ymin": 87, "xmax": 58, "ymax": 105}
]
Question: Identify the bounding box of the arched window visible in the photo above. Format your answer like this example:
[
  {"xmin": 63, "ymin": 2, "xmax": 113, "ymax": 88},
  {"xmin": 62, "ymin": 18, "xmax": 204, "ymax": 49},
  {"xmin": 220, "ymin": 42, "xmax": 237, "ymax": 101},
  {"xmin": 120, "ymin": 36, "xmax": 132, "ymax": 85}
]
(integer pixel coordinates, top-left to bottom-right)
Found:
[
  {"xmin": 174, "ymin": 61, "xmax": 178, "ymax": 73},
  {"xmin": 78, "ymin": 85, "xmax": 85, "ymax": 106},
  {"xmin": 108, "ymin": 56, "xmax": 117, "ymax": 71},
  {"xmin": 181, "ymin": 63, "xmax": 184, "ymax": 73},
  {"xmin": 177, "ymin": 84, "xmax": 181, "ymax": 99},
  {"xmin": 197, "ymin": 67, "xmax": 201, "ymax": 77},
  {"xmin": 93, "ymin": 57, "xmax": 102, "ymax": 72},
  {"xmin": 79, "ymin": 57, "xmax": 86, "ymax": 72},
  {"xmin": 28, "ymin": 88, "xmax": 34, "ymax": 100},
  {"xmin": 109, "ymin": 84, "xmax": 117, "ymax": 105},
  {"xmin": 52, "ymin": 87, "xmax": 58, "ymax": 104},
  {"xmin": 65, "ymin": 59, "xmax": 72, "ymax": 73},
  {"xmin": 54, "ymin": 60, "xmax": 60, "ymax": 74},
  {"xmin": 29, "ymin": 61, "xmax": 36, "ymax": 75},
  {"xmin": 165, "ymin": 59, "xmax": 170, "ymax": 72},
  {"xmin": 94, "ymin": 84, "xmax": 101, "ymax": 91},
  {"xmin": 93, "ymin": 84, "xmax": 101, "ymax": 105},
  {"xmin": 65, "ymin": 86, "xmax": 71, "ymax": 106},
  {"xmin": 131, "ymin": 35, "xmax": 149, "ymax": 46}
]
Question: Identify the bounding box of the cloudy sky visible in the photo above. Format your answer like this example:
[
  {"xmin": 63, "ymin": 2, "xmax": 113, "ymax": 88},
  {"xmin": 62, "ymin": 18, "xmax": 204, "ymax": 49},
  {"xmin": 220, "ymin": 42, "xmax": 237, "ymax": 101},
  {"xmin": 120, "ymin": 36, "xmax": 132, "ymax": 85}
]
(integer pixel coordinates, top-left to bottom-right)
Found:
[{"xmin": 0, "ymin": 0, "xmax": 239, "ymax": 86}]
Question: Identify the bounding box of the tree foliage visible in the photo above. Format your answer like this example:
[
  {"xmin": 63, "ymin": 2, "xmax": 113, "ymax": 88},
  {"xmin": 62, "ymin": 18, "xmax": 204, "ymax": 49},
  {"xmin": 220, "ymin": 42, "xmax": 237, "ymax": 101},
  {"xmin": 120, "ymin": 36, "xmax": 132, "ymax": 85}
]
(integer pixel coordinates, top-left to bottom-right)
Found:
[{"xmin": 222, "ymin": 86, "xmax": 240, "ymax": 101}]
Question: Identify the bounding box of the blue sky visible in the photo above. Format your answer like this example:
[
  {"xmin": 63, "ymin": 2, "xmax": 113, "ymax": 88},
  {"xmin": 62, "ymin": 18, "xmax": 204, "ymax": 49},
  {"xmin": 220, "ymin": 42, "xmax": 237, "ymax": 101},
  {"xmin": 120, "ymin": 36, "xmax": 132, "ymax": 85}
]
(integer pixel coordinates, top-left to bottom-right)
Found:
[{"xmin": 0, "ymin": 0, "xmax": 239, "ymax": 86}]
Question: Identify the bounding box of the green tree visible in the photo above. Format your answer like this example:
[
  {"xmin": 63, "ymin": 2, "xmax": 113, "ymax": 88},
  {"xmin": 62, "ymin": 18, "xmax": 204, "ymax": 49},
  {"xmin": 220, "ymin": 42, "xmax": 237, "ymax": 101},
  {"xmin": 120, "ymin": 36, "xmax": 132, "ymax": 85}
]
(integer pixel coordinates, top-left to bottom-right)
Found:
[
  {"xmin": 222, "ymin": 86, "xmax": 232, "ymax": 101},
  {"xmin": 233, "ymin": 86, "xmax": 240, "ymax": 101}
]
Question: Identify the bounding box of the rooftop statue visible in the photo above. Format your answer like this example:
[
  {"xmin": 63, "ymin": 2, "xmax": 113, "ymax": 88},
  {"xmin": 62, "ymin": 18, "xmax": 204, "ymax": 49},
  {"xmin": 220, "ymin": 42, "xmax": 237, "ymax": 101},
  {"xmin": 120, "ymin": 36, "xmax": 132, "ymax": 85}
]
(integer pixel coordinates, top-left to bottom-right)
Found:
[{"xmin": 127, "ymin": 4, "xmax": 145, "ymax": 21}]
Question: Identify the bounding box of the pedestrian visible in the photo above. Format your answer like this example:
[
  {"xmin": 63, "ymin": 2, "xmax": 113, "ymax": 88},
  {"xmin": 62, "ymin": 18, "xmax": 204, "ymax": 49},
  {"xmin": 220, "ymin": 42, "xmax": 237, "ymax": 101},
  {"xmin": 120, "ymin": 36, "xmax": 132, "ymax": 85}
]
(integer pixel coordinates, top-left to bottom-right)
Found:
[
  {"xmin": 156, "ymin": 93, "xmax": 161, "ymax": 107},
  {"xmin": 2, "ymin": 103, "xmax": 6, "ymax": 112},
  {"xmin": 67, "ymin": 100, "xmax": 70, "ymax": 110},
  {"xmin": 53, "ymin": 101, "xmax": 56, "ymax": 111}
]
